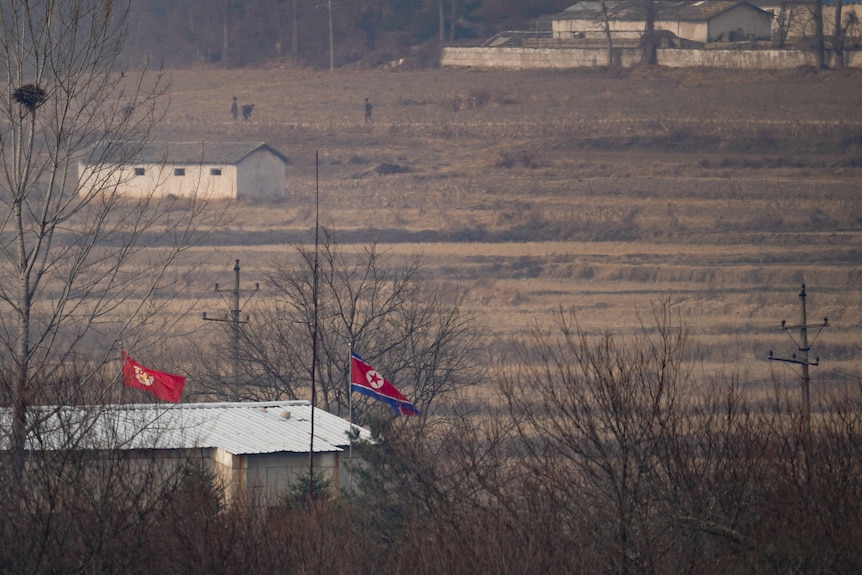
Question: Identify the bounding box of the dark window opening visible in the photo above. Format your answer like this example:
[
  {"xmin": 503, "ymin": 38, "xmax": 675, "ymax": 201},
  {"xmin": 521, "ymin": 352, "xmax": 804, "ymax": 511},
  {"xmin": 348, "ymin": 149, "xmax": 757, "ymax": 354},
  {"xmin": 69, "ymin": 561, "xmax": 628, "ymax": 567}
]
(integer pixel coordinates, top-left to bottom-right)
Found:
[
  {"xmin": 211, "ymin": 168, "xmax": 222, "ymax": 176},
  {"xmin": 134, "ymin": 167, "xmax": 145, "ymax": 176},
  {"xmin": 174, "ymin": 168, "xmax": 186, "ymax": 176}
]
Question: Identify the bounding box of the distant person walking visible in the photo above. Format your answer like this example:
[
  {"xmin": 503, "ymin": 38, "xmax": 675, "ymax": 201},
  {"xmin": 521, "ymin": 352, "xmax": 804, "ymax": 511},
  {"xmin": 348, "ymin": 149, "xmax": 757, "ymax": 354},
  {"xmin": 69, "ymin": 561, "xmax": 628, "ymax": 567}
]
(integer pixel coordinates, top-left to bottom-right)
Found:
[
  {"xmin": 364, "ymin": 98, "xmax": 373, "ymax": 123},
  {"xmin": 231, "ymin": 96, "xmax": 238, "ymax": 121}
]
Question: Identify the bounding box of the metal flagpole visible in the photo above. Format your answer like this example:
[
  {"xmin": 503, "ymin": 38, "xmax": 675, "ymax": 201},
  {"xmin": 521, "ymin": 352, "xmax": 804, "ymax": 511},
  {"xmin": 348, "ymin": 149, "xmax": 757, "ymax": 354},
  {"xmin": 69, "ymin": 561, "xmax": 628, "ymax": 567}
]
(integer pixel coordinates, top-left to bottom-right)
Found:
[
  {"xmin": 308, "ymin": 150, "xmax": 320, "ymax": 501},
  {"xmin": 348, "ymin": 342, "xmax": 353, "ymax": 460}
]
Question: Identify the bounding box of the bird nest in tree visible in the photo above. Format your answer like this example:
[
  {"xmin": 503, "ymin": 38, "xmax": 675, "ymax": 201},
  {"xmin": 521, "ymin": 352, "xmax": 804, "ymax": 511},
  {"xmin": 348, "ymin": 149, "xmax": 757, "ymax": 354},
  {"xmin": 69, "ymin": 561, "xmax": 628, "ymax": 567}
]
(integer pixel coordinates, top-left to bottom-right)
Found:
[{"xmin": 13, "ymin": 84, "xmax": 47, "ymax": 112}]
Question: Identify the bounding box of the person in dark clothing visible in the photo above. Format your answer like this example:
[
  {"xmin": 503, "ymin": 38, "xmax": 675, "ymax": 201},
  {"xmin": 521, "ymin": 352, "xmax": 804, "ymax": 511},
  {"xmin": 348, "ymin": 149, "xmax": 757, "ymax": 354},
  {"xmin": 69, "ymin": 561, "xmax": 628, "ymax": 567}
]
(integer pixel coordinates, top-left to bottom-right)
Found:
[
  {"xmin": 231, "ymin": 96, "xmax": 238, "ymax": 121},
  {"xmin": 364, "ymin": 98, "xmax": 373, "ymax": 123},
  {"xmin": 242, "ymin": 104, "xmax": 254, "ymax": 121}
]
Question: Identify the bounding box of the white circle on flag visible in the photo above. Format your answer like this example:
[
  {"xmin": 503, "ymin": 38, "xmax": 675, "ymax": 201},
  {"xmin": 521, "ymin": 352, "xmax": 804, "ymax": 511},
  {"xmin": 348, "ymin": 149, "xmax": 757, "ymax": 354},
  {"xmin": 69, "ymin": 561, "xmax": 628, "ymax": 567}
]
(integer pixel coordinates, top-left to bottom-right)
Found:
[{"xmin": 366, "ymin": 370, "xmax": 384, "ymax": 389}]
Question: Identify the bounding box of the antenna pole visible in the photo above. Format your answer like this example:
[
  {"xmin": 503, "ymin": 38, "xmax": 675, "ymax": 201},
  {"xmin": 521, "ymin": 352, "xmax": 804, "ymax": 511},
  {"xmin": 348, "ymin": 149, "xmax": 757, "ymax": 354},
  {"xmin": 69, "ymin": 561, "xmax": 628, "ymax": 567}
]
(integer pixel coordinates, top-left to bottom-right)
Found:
[{"xmin": 308, "ymin": 151, "xmax": 320, "ymax": 501}]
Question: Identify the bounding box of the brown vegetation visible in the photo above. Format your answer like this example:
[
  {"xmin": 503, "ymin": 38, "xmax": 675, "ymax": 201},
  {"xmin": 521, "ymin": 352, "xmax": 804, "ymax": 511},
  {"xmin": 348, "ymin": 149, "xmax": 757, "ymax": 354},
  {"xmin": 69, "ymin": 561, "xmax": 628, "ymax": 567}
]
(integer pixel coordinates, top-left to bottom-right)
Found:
[
  {"xmin": 5, "ymin": 57, "xmax": 862, "ymax": 572},
  {"xmin": 159, "ymin": 66, "xmax": 862, "ymax": 391}
]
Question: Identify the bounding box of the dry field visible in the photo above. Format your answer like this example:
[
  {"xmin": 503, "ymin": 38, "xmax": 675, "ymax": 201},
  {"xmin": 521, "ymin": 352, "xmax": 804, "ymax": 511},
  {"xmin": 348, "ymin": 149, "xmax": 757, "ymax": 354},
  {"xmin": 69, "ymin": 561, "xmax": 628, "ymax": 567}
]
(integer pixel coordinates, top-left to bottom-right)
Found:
[{"xmin": 151, "ymin": 65, "xmax": 862, "ymax": 390}]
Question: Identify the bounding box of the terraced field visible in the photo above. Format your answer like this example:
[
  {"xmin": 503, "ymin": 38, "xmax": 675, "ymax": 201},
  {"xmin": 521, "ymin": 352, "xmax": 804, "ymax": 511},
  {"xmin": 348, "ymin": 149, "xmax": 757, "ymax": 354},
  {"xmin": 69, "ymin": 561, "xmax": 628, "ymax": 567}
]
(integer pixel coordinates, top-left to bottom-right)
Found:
[{"xmin": 155, "ymin": 65, "xmax": 862, "ymax": 390}]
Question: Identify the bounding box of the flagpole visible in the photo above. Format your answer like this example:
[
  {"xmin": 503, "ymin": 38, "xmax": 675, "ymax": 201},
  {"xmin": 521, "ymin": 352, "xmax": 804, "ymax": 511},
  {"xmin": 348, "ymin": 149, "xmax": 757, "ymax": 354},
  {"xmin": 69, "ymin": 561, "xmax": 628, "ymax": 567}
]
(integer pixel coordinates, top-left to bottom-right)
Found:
[
  {"xmin": 308, "ymin": 150, "xmax": 320, "ymax": 501},
  {"xmin": 348, "ymin": 342, "xmax": 353, "ymax": 460}
]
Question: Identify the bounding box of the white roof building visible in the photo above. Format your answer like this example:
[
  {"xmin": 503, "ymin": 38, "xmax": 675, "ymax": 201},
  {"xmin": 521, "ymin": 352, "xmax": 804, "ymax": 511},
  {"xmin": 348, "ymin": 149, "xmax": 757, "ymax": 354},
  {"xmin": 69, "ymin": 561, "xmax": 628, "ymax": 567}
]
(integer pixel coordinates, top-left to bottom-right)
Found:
[
  {"xmin": 78, "ymin": 141, "xmax": 288, "ymax": 201},
  {"xmin": 2, "ymin": 401, "xmax": 371, "ymax": 506}
]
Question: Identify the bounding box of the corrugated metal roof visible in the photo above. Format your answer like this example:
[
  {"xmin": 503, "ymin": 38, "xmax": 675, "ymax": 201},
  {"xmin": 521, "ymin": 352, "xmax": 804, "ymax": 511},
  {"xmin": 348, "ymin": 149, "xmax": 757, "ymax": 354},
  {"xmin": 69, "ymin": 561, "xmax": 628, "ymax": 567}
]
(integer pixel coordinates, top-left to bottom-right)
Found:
[
  {"xmin": 0, "ymin": 401, "xmax": 371, "ymax": 456},
  {"xmin": 82, "ymin": 141, "xmax": 288, "ymax": 166}
]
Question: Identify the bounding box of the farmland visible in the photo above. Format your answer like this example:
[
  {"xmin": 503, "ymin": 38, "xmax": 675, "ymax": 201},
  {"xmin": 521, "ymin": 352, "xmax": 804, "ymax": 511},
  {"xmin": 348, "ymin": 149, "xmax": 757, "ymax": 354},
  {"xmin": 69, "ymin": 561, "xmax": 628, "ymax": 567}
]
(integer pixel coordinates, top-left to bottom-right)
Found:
[{"xmin": 154, "ymin": 65, "xmax": 862, "ymax": 389}]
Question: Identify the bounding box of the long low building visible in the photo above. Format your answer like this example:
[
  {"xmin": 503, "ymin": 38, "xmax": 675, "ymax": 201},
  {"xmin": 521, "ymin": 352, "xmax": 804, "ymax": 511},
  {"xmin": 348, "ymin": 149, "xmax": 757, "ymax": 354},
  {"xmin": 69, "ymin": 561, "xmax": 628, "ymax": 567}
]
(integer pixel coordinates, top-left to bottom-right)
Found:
[
  {"xmin": 78, "ymin": 141, "xmax": 288, "ymax": 200},
  {"xmin": 553, "ymin": 0, "xmax": 773, "ymax": 43},
  {"xmin": 2, "ymin": 400, "xmax": 371, "ymax": 506}
]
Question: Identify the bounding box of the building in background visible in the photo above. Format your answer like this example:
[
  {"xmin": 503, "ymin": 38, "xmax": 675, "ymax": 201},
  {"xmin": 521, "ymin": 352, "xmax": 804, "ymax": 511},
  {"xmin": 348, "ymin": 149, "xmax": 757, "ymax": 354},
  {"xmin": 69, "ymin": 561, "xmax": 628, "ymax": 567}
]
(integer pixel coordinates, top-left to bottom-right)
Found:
[{"xmin": 78, "ymin": 141, "xmax": 288, "ymax": 200}]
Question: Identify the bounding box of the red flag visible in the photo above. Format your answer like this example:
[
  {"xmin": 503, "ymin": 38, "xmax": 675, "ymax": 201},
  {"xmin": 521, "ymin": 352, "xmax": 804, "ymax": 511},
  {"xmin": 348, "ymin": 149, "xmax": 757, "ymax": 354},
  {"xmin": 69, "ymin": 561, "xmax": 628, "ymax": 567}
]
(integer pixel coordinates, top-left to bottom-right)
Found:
[
  {"xmin": 122, "ymin": 354, "xmax": 186, "ymax": 403},
  {"xmin": 351, "ymin": 352, "xmax": 418, "ymax": 416}
]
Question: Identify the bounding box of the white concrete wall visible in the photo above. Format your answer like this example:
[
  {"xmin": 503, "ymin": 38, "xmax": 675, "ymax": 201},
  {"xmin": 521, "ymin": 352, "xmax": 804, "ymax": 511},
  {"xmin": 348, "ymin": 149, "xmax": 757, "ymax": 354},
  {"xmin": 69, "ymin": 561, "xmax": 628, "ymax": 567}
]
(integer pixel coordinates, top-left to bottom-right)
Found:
[
  {"xmin": 553, "ymin": 18, "xmax": 604, "ymax": 38},
  {"xmin": 672, "ymin": 20, "xmax": 709, "ymax": 43},
  {"xmin": 441, "ymin": 46, "xmax": 855, "ymax": 69},
  {"xmin": 79, "ymin": 162, "xmax": 238, "ymax": 199},
  {"xmin": 245, "ymin": 452, "xmax": 339, "ymax": 506},
  {"xmin": 441, "ymin": 46, "xmax": 642, "ymax": 69},
  {"xmin": 658, "ymin": 47, "xmax": 815, "ymax": 68},
  {"xmin": 236, "ymin": 150, "xmax": 286, "ymax": 200},
  {"xmin": 710, "ymin": 5, "xmax": 772, "ymax": 41}
]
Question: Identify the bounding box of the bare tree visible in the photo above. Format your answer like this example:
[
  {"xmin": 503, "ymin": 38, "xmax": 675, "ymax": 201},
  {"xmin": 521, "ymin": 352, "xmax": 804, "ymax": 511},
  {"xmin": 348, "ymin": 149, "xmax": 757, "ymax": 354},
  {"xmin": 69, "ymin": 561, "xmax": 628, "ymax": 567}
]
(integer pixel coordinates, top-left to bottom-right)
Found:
[
  {"xmin": 640, "ymin": 0, "xmax": 658, "ymax": 66},
  {"xmin": 802, "ymin": 0, "xmax": 828, "ymax": 68},
  {"xmin": 501, "ymin": 303, "xmax": 689, "ymax": 573},
  {"xmin": 0, "ymin": 0, "xmax": 215, "ymax": 489},
  {"xmin": 773, "ymin": 0, "xmax": 795, "ymax": 49},
  {"xmin": 831, "ymin": 0, "xmax": 858, "ymax": 69},
  {"xmin": 198, "ymin": 235, "xmax": 483, "ymax": 421},
  {"xmin": 599, "ymin": 0, "xmax": 615, "ymax": 68}
]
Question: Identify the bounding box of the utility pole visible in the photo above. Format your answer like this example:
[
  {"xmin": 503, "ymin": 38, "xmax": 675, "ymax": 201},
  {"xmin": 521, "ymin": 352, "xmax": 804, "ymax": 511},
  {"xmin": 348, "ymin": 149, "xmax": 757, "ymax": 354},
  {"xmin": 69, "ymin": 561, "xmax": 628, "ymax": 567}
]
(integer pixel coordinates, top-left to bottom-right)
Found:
[
  {"xmin": 203, "ymin": 259, "xmax": 259, "ymax": 384},
  {"xmin": 328, "ymin": 0, "xmax": 334, "ymax": 73},
  {"xmin": 769, "ymin": 284, "xmax": 829, "ymax": 437}
]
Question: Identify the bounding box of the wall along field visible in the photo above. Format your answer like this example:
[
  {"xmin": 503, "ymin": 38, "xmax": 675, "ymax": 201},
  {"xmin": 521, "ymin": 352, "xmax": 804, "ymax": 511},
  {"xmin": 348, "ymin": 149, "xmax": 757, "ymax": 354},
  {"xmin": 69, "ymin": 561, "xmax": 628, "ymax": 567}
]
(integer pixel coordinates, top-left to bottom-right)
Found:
[{"xmin": 152, "ymin": 66, "xmax": 862, "ymax": 392}]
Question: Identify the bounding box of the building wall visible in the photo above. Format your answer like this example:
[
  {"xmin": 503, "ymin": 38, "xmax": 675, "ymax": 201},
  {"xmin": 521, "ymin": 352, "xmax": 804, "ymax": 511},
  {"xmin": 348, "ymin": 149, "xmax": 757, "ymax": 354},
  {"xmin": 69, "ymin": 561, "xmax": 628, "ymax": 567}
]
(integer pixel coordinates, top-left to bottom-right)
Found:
[
  {"xmin": 758, "ymin": 3, "xmax": 862, "ymax": 41},
  {"xmin": 709, "ymin": 5, "xmax": 772, "ymax": 41},
  {"xmin": 553, "ymin": 18, "xmax": 600, "ymax": 38},
  {"xmin": 670, "ymin": 20, "xmax": 710, "ymax": 43},
  {"xmin": 78, "ymin": 162, "xmax": 238, "ymax": 199},
  {"xmin": 212, "ymin": 447, "xmax": 246, "ymax": 506},
  {"xmin": 236, "ymin": 150, "xmax": 286, "ymax": 200},
  {"xmin": 440, "ymin": 45, "xmax": 862, "ymax": 69},
  {"xmin": 554, "ymin": 9, "xmax": 769, "ymax": 44},
  {"xmin": 442, "ymin": 46, "xmax": 643, "ymax": 68},
  {"xmin": 244, "ymin": 451, "xmax": 340, "ymax": 506}
]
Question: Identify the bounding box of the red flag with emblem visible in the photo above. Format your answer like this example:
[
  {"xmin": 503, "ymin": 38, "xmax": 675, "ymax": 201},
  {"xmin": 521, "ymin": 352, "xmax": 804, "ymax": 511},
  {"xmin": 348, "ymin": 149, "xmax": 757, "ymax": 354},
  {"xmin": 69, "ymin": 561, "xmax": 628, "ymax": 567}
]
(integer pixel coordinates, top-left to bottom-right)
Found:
[{"xmin": 122, "ymin": 353, "xmax": 186, "ymax": 403}]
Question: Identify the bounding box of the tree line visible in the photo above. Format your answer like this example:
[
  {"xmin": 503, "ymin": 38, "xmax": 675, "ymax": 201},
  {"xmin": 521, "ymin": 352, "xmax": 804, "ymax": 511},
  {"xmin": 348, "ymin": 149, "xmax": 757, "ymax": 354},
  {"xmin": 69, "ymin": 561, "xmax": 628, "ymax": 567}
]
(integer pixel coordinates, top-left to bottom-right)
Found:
[
  {"xmin": 120, "ymin": 0, "xmax": 572, "ymax": 69},
  {"xmin": 121, "ymin": 0, "xmax": 859, "ymax": 71}
]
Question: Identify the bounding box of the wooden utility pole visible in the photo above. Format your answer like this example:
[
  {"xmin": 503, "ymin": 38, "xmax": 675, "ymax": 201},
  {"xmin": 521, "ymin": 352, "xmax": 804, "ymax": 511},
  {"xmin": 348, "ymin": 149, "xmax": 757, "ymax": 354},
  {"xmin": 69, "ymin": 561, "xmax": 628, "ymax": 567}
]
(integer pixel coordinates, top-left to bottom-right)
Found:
[
  {"xmin": 203, "ymin": 259, "xmax": 258, "ymax": 384},
  {"xmin": 769, "ymin": 284, "xmax": 829, "ymax": 436}
]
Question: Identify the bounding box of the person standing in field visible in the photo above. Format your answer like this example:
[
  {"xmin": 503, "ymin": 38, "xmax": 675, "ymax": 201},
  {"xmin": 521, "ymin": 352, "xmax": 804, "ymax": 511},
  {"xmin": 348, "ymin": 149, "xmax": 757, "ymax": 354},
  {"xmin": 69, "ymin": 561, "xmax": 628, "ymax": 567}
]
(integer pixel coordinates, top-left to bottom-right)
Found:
[
  {"xmin": 231, "ymin": 96, "xmax": 238, "ymax": 121},
  {"xmin": 364, "ymin": 97, "xmax": 373, "ymax": 123}
]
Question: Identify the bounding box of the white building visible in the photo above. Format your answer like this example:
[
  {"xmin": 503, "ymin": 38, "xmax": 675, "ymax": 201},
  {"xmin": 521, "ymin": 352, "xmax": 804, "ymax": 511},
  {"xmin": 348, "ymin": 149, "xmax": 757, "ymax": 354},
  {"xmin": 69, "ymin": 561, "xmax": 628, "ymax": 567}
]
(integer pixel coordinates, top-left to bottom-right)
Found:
[
  {"xmin": 78, "ymin": 141, "xmax": 288, "ymax": 200},
  {"xmin": 553, "ymin": 0, "xmax": 774, "ymax": 43},
  {"xmin": 750, "ymin": 0, "xmax": 862, "ymax": 44},
  {"xmin": 2, "ymin": 401, "xmax": 370, "ymax": 507}
]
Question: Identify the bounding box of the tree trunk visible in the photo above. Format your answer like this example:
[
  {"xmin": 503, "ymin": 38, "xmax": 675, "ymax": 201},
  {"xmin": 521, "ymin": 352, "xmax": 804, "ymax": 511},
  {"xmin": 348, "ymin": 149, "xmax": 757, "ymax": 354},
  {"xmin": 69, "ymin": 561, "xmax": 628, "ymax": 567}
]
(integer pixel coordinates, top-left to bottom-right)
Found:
[
  {"xmin": 601, "ymin": 0, "xmax": 614, "ymax": 68},
  {"xmin": 438, "ymin": 0, "xmax": 445, "ymax": 46},
  {"xmin": 812, "ymin": 0, "xmax": 826, "ymax": 68},
  {"xmin": 641, "ymin": 0, "xmax": 657, "ymax": 66},
  {"xmin": 449, "ymin": 0, "xmax": 456, "ymax": 44},
  {"xmin": 833, "ymin": 0, "xmax": 845, "ymax": 69}
]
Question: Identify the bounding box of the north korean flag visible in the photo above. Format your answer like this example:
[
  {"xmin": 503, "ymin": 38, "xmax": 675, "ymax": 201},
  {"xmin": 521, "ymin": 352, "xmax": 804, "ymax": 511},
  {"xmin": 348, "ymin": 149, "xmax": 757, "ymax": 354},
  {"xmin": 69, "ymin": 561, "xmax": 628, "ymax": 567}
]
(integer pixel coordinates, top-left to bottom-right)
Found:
[{"xmin": 351, "ymin": 352, "xmax": 419, "ymax": 416}]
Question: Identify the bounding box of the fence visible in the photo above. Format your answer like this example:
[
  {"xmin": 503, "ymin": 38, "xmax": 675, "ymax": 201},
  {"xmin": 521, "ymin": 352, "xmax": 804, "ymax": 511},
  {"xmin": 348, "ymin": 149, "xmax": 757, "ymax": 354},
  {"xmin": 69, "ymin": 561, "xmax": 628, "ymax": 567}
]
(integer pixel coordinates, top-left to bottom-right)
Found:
[{"xmin": 440, "ymin": 46, "xmax": 862, "ymax": 69}]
